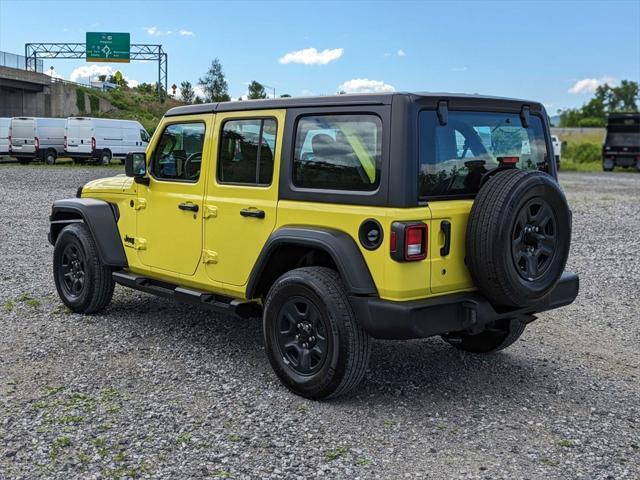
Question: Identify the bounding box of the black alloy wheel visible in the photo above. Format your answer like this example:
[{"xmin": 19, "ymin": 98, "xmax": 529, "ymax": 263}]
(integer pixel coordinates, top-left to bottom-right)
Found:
[
  {"xmin": 511, "ymin": 198, "xmax": 557, "ymax": 281},
  {"xmin": 275, "ymin": 296, "xmax": 329, "ymax": 376},
  {"xmin": 59, "ymin": 243, "xmax": 86, "ymax": 298}
]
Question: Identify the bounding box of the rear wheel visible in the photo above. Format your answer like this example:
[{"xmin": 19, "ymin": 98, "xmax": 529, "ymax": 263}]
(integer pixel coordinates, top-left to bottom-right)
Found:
[
  {"xmin": 99, "ymin": 149, "xmax": 112, "ymax": 166},
  {"xmin": 442, "ymin": 318, "xmax": 526, "ymax": 353},
  {"xmin": 603, "ymin": 158, "xmax": 615, "ymax": 171},
  {"xmin": 263, "ymin": 267, "xmax": 371, "ymax": 399},
  {"xmin": 53, "ymin": 223, "xmax": 114, "ymax": 313},
  {"xmin": 45, "ymin": 149, "xmax": 57, "ymax": 165}
]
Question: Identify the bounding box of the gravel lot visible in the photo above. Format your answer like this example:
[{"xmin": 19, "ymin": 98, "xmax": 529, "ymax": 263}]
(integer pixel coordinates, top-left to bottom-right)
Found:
[{"xmin": 0, "ymin": 165, "xmax": 638, "ymax": 480}]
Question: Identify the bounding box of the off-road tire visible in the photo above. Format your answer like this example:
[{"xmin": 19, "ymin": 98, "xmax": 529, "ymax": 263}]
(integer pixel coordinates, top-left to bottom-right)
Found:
[
  {"xmin": 466, "ymin": 169, "xmax": 571, "ymax": 307},
  {"xmin": 263, "ymin": 267, "xmax": 371, "ymax": 400},
  {"xmin": 53, "ymin": 223, "xmax": 114, "ymax": 314},
  {"xmin": 442, "ymin": 318, "xmax": 526, "ymax": 354}
]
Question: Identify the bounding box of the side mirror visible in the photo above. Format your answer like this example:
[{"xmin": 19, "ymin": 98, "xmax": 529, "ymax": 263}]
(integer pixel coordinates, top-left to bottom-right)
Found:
[{"xmin": 125, "ymin": 152, "xmax": 148, "ymax": 184}]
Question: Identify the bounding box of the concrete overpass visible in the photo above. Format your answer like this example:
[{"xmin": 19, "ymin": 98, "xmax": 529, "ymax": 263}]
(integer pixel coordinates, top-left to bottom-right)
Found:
[{"xmin": 0, "ymin": 66, "xmax": 52, "ymax": 117}]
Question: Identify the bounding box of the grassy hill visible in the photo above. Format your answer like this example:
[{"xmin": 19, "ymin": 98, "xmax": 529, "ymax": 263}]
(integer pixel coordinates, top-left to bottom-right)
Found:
[{"xmin": 77, "ymin": 86, "xmax": 184, "ymax": 135}]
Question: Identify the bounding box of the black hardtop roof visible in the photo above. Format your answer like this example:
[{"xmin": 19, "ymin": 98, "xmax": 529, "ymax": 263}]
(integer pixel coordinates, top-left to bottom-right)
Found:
[{"xmin": 165, "ymin": 92, "xmax": 542, "ymax": 117}]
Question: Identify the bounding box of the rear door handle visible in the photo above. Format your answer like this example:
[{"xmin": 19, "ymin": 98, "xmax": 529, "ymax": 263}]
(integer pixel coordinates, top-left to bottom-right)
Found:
[
  {"xmin": 178, "ymin": 202, "xmax": 199, "ymax": 212},
  {"xmin": 440, "ymin": 220, "xmax": 451, "ymax": 256},
  {"xmin": 240, "ymin": 208, "xmax": 265, "ymax": 219}
]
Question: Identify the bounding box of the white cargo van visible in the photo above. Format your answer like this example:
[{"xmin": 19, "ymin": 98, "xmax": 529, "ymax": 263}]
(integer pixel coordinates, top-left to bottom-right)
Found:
[
  {"xmin": 65, "ymin": 117, "xmax": 150, "ymax": 165},
  {"xmin": 0, "ymin": 118, "xmax": 10, "ymax": 155},
  {"xmin": 10, "ymin": 117, "xmax": 66, "ymax": 164},
  {"xmin": 551, "ymin": 134, "xmax": 562, "ymax": 169}
]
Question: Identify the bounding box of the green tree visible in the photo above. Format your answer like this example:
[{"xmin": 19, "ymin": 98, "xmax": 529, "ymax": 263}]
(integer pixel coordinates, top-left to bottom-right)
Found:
[
  {"xmin": 193, "ymin": 96, "xmax": 204, "ymax": 104},
  {"xmin": 135, "ymin": 83, "xmax": 156, "ymax": 95},
  {"xmin": 112, "ymin": 70, "xmax": 128, "ymax": 88},
  {"xmin": 559, "ymin": 80, "xmax": 639, "ymax": 127},
  {"xmin": 280, "ymin": 93, "xmax": 292, "ymax": 98},
  {"xmin": 180, "ymin": 81, "xmax": 195, "ymax": 104},
  {"xmin": 247, "ymin": 81, "xmax": 267, "ymax": 99},
  {"xmin": 198, "ymin": 58, "xmax": 230, "ymax": 102}
]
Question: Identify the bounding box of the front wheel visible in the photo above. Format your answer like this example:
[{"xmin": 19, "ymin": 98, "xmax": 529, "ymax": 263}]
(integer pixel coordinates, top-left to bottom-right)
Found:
[
  {"xmin": 263, "ymin": 267, "xmax": 371, "ymax": 399},
  {"xmin": 442, "ymin": 318, "xmax": 526, "ymax": 354},
  {"xmin": 53, "ymin": 223, "xmax": 114, "ymax": 313}
]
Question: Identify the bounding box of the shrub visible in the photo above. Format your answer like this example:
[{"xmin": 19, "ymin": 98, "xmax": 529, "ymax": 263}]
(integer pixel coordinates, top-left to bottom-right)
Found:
[
  {"xmin": 564, "ymin": 142, "xmax": 601, "ymax": 164},
  {"xmin": 76, "ymin": 89, "xmax": 86, "ymax": 113}
]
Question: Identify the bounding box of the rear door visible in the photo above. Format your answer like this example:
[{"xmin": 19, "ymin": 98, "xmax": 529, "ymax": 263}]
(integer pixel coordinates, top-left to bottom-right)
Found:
[
  {"xmin": 66, "ymin": 118, "xmax": 93, "ymax": 155},
  {"xmin": 10, "ymin": 118, "xmax": 35, "ymax": 155},
  {"xmin": 419, "ymin": 109, "xmax": 551, "ymax": 294},
  {"xmin": 202, "ymin": 109, "xmax": 284, "ymax": 287}
]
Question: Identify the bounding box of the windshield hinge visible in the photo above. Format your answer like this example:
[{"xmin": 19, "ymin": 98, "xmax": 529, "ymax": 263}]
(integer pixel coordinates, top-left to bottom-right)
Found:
[
  {"xmin": 520, "ymin": 105, "xmax": 530, "ymax": 128},
  {"xmin": 437, "ymin": 101, "xmax": 448, "ymax": 126}
]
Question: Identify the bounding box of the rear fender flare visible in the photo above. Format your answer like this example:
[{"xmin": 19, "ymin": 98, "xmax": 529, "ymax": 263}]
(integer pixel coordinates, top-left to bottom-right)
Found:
[{"xmin": 246, "ymin": 226, "xmax": 377, "ymax": 299}]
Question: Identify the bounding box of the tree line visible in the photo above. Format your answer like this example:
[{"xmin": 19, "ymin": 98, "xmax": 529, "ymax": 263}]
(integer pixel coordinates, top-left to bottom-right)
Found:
[
  {"xmin": 558, "ymin": 80, "xmax": 638, "ymax": 127},
  {"xmin": 178, "ymin": 58, "xmax": 290, "ymax": 104}
]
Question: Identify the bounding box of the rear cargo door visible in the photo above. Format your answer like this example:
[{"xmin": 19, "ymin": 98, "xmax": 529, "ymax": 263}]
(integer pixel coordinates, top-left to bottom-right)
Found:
[{"xmin": 419, "ymin": 107, "xmax": 551, "ymax": 294}]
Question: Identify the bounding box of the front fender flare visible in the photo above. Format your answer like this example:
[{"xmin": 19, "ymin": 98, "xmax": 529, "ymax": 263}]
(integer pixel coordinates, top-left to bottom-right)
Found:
[
  {"xmin": 49, "ymin": 198, "xmax": 127, "ymax": 267},
  {"xmin": 246, "ymin": 226, "xmax": 377, "ymax": 298}
]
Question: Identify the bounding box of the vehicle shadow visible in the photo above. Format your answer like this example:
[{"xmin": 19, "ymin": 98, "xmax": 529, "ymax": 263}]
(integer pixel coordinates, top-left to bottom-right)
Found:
[{"xmin": 106, "ymin": 291, "xmax": 566, "ymax": 407}]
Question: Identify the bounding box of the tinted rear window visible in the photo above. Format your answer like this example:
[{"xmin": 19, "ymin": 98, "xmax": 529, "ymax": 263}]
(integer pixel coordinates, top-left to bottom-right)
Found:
[{"xmin": 419, "ymin": 111, "xmax": 549, "ymax": 198}]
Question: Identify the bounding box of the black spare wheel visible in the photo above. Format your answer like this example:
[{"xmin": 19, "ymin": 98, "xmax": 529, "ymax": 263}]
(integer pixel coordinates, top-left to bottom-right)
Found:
[{"xmin": 465, "ymin": 169, "xmax": 571, "ymax": 307}]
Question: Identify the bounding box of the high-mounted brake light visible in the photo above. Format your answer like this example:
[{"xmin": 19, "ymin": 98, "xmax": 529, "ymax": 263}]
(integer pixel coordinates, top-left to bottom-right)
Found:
[
  {"xmin": 390, "ymin": 222, "xmax": 428, "ymax": 262},
  {"xmin": 91, "ymin": 136, "xmax": 96, "ymax": 150},
  {"xmin": 34, "ymin": 137, "xmax": 40, "ymax": 150},
  {"xmin": 498, "ymin": 156, "xmax": 519, "ymax": 165}
]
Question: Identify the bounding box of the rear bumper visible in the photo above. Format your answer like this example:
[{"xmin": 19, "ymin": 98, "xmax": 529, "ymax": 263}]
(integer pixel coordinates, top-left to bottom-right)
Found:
[
  {"xmin": 603, "ymin": 155, "xmax": 639, "ymax": 167},
  {"xmin": 350, "ymin": 272, "xmax": 579, "ymax": 340}
]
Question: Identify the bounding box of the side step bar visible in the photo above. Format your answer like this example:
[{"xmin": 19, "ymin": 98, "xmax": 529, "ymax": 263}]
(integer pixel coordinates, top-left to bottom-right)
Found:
[{"xmin": 112, "ymin": 271, "xmax": 261, "ymax": 318}]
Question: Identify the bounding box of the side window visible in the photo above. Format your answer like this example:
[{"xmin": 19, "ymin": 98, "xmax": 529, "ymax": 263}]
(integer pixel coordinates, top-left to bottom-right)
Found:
[
  {"xmin": 151, "ymin": 122, "xmax": 205, "ymax": 182},
  {"xmin": 218, "ymin": 118, "xmax": 277, "ymax": 185},
  {"xmin": 140, "ymin": 129, "xmax": 150, "ymax": 143},
  {"xmin": 293, "ymin": 114, "xmax": 381, "ymax": 191}
]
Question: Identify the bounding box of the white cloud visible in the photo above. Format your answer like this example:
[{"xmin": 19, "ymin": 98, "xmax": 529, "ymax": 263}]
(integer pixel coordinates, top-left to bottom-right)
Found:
[
  {"xmin": 451, "ymin": 66, "xmax": 468, "ymax": 72},
  {"xmin": 397, "ymin": 49, "xmax": 406, "ymax": 57},
  {"xmin": 279, "ymin": 47, "xmax": 344, "ymax": 65},
  {"xmin": 338, "ymin": 78, "xmax": 395, "ymax": 94},
  {"xmin": 568, "ymin": 76, "xmax": 617, "ymax": 94},
  {"xmin": 179, "ymin": 29, "xmax": 195, "ymax": 36},
  {"xmin": 69, "ymin": 64, "xmax": 139, "ymax": 87},
  {"xmin": 145, "ymin": 26, "xmax": 160, "ymax": 36}
]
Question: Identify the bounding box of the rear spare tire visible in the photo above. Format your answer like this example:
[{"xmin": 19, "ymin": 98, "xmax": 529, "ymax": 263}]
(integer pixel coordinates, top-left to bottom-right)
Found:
[{"xmin": 466, "ymin": 169, "xmax": 571, "ymax": 307}]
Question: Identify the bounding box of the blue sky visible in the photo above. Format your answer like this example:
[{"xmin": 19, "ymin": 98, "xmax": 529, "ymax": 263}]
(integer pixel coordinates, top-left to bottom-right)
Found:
[{"xmin": 1, "ymin": 0, "xmax": 638, "ymax": 111}]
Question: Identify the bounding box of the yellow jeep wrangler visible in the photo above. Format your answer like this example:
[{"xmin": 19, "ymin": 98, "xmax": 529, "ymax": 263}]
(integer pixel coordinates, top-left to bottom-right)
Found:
[{"xmin": 49, "ymin": 93, "xmax": 579, "ymax": 399}]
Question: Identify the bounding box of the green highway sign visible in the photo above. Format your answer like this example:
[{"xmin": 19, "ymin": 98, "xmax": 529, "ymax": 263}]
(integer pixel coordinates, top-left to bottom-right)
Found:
[{"xmin": 86, "ymin": 32, "xmax": 130, "ymax": 63}]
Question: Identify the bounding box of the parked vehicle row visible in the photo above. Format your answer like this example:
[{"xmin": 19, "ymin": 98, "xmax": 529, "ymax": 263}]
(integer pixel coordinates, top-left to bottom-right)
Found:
[{"xmin": 0, "ymin": 116, "xmax": 149, "ymax": 165}]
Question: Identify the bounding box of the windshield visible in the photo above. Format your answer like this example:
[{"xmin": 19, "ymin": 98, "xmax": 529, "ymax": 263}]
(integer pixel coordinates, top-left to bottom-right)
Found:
[
  {"xmin": 418, "ymin": 110, "xmax": 549, "ymax": 198},
  {"xmin": 606, "ymin": 132, "xmax": 639, "ymax": 147}
]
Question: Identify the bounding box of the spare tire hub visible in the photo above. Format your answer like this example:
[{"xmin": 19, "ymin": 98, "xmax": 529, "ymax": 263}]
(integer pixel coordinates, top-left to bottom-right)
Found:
[{"xmin": 511, "ymin": 198, "xmax": 557, "ymax": 281}]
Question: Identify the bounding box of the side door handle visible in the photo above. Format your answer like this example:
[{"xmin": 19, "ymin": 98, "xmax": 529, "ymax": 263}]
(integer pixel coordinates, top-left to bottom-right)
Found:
[
  {"xmin": 440, "ymin": 220, "xmax": 451, "ymax": 256},
  {"xmin": 240, "ymin": 208, "xmax": 265, "ymax": 219},
  {"xmin": 178, "ymin": 202, "xmax": 199, "ymax": 212}
]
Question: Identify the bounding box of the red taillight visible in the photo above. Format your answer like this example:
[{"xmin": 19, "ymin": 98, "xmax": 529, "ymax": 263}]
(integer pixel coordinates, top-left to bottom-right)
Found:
[
  {"xmin": 390, "ymin": 222, "xmax": 427, "ymax": 262},
  {"xmin": 34, "ymin": 137, "xmax": 40, "ymax": 150},
  {"xmin": 404, "ymin": 224, "xmax": 427, "ymax": 261},
  {"xmin": 91, "ymin": 136, "xmax": 96, "ymax": 150},
  {"xmin": 64, "ymin": 135, "xmax": 67, "ymax": 149}
]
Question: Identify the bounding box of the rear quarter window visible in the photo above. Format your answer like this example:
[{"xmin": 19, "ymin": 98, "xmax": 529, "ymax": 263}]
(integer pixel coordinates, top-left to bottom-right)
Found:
[
  {"xmin": 293, "ymin": 114, "xmax": 381, "ymax": 191},
  {"xmin": 419, "ymin": 110, "xmax": 549, "ymax": 198}
]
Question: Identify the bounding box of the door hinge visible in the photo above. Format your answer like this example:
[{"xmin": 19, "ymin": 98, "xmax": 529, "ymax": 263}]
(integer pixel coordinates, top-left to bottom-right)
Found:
[
  {"xmin": 132, "ymin": 198, "xmax": 147, "ymax": 210},
  {"xmin": 203, "ymin": 205, "xmax": 218, "ymax": 219},
  {"xmin": 202, "ymin": 250, "xmax": 218, "ymax": 264},
  {"xmin": 124, "ymin": 236, "xmax": 147, "ymax": 250}
]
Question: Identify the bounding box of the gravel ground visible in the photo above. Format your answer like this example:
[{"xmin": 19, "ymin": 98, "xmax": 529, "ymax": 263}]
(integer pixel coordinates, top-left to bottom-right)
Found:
[{"xmin": 0, "ymin": 165, "xmax": 638, "ymax": 480}]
